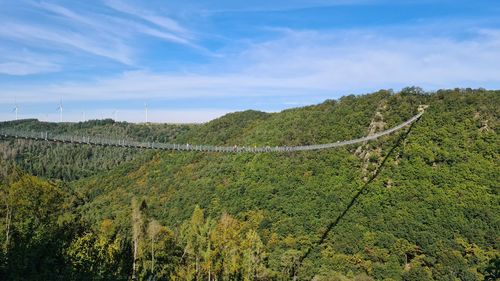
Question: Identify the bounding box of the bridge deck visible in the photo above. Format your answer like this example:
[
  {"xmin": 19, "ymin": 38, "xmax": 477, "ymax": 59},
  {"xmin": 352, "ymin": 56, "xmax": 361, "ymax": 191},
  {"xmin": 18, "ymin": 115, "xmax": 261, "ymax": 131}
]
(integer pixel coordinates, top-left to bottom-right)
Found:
[{"xmin": 0, "ymin": 112, "xmax": 424, "ymax": 153}]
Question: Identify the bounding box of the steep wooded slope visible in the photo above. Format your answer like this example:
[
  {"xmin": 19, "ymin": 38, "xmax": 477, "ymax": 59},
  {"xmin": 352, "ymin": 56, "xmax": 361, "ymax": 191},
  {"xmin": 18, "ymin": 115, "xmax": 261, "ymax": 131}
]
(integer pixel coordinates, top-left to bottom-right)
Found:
[{"xmin": 69, "ymin": 89, "xmax": 499, "ymax": 280}]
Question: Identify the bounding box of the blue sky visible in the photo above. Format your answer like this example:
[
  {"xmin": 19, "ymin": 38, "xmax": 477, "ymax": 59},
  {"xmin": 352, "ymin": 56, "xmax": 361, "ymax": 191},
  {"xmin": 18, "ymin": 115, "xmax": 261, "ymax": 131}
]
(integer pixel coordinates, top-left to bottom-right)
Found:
[{"xmin": 0, "ymin": 0, "xmax": 499, "ymax": 123}]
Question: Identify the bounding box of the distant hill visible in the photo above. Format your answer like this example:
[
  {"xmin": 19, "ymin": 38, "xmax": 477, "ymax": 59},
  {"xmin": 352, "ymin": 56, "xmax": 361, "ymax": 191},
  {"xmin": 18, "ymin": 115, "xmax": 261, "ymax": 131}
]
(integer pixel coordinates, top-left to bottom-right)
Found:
[
  {"xmin": 0, "ymin": 119, "xmax": 192, "ymax": 180},
  {"xmin": 0, "ymin": 88, "xmax": 498, "ymax": 280}
]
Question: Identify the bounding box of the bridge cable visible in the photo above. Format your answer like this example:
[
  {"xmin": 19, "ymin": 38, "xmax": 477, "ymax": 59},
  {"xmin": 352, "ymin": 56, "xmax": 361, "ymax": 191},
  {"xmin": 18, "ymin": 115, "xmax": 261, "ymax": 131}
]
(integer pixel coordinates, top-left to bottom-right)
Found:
[{"xmin": 0, "ymin": 112, "xmax": 424, "ymax": 153}]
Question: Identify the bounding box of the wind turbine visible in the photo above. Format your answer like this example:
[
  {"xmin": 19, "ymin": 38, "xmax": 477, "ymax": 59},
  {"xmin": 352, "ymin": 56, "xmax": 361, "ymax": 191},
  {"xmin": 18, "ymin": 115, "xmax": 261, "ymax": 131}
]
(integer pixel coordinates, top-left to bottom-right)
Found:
[
  {"xmin": 81, "ymin": 111, "xmax": 86, "ymax": 122},
  {"xmin": 57, "ymin": 98, "xmax": 63, "ymax": 122},
  {"xmin": 113, "ymin": 109, "xmax": 118, "ymax": 121},
  {"xmin": 144, "ymin": 102, "xmax": 149, "ymax": 123},
  {"xmin": 12, "ymin": 99, "xmax": 19, "ymax": 121}
]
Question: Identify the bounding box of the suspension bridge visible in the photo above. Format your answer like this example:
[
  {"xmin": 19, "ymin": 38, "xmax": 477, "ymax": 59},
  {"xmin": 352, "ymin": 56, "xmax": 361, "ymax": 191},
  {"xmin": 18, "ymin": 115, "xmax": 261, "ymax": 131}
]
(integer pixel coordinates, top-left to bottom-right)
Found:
[{"xmin": 0, "ymin": 111, "xmax": 424, "ymax": 153}]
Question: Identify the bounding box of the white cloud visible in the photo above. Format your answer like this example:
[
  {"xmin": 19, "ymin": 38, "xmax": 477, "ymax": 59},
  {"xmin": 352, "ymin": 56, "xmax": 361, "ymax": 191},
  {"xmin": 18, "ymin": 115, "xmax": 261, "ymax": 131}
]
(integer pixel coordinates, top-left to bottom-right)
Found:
[
  {"xmin": 103, "ymin": 0, "xmax": 192, "ymax": 39},
  {"xmin": 37, "ymin": 1, "xmax": 194, "ymax": 46},
  {"xmin": 178, "ymin": 0, "xmax": 382, "ymax": 14},
  {"xmin": 36, "ymin": 2, "xmax": 98, "ymax": 28},
  {"xmin": 2, "ymin": 26, "xmax": 499, "ymax": 104},
  {"xmin": 1, "ymin": 6, "xmax": 499, "ymax": 122},
  {"xmin": 0, "ymin": 1, "xmax": 200, "ymax": 72},
  {"xmin": 234, "ymin": 28, "xmax": 500, "ymax": 89},
  {"xmin": 0, "ymin": 22, "xmax": 134, "ymax": 64},
  {"xmin": 0, "ymin": 47, "xmax": 61, "ymax": 75},
  {"xmin": 0, "ymin": 61, "xmax": 60, "ymax": 76}
]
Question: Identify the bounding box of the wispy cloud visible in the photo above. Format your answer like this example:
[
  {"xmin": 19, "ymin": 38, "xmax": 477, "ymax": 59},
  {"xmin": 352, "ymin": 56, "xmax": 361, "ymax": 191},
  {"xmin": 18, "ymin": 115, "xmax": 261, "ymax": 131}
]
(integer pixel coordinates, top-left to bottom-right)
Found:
[
  {"xmin": 102, "ymin": 0, "xmax": 196, "ymax": 45},
  {"xmin": 103, "ymin": 0, "xmax": 190, "ymax": 35},
  {"xmin": 179, "ymin": 0, "xmax": 382, "ymax": 14},
  {"xmin": 38, "ymin": 1, "xmax": 194, "ymax": 46},
  {"xmin": 233, "ymin": 27, "xmax": 500, "ymax": 89},
  {"xmin": 0, "ymin": 48, "xmax": 61, "ymax": 75},
  {"xmin": 2, "ymin": 26, "xmax": 499, "ymax": 105},
  {"xmin": 0, "ymin": 1, "xmax": 199, "ymax": 72},
  {"xmin": 36, "ymin": 2, "xmax": 98, "ymax": 28},
  {"xmin": 0, "ymin": 22, "xmax": 134, "ymax": 65},
  {"xmin": 1, "ymin": 1, "xmax": 499, "ymax": 122},
  {"xmin": 0, "ymin": 61, "xmax": 60, "ymax": 76}
]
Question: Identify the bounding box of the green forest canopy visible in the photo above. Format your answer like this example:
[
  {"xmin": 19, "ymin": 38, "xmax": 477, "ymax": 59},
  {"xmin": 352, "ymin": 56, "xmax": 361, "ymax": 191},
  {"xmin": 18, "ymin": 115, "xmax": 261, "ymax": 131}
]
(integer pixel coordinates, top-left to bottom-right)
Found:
[{"xmin": 0, "ymin": 87, "xmax": 498, "ymax": 280}]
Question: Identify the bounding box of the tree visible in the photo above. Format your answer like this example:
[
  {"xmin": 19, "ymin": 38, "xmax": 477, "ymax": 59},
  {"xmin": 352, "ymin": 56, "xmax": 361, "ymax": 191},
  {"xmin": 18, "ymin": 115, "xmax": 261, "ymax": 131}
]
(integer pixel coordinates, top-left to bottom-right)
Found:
[
  {"xmin": 0, "ymin": 173, "xmax": 77, "ymax": 280},
  {"xmin": 242, "ymin": 229, "xmax": 268, "ymax": 281},
  {"xmin": 177, "ymin": 205, "xmax": 207, "ymax": 280},
  {"xmin": 66, "ymin": 229, "xmax": 127, "ymax": 280},
  {"xmin": 131, "ymin": 198, "xmax": 147, "ymax": 280},
  {"xmin": 148, "ymin": 220, "xmax": 162, "ymax": 276},
  {"xmin": 484, "ymin": 256, "xmax": 500, "ymax": 281},
  {"xmin": 149, "ymin": 223, "xmax": 179, "ymax": 280},
  {"xmin": 213, "ymin": 213, "xmax": 243, "ymax": 280}
]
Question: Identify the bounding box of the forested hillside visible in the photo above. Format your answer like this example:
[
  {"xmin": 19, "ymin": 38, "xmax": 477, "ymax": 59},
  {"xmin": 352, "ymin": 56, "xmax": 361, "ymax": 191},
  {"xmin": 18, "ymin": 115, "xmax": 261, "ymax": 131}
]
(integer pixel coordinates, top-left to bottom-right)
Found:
[
  {"xmin": 0, "ymin": 119, "xmax": 192, "ymax": 180},
  {"xmin": 0, "ymin": 88, "xmax": 499, "ymax": 280}
]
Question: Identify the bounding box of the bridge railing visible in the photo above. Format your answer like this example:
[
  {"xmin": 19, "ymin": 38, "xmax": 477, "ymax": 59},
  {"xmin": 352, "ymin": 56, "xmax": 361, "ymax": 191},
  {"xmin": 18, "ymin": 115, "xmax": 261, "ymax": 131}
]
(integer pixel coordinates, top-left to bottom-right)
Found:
[{"xmin": 0, "ymin": 112, "xmax": 423, "ymax": 153}]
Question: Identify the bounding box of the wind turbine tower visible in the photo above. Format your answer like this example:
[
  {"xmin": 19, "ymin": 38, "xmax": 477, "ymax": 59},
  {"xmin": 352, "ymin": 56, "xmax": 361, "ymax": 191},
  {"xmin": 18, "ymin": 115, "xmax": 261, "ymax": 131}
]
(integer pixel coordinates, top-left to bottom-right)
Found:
[
  {"xmin": 145, "ymin": 102, "xmax": 149, "ymax": 123},
  {"xmin": 57, "ymin": 98, "xmax": 63, "ymax": 122},
  {"xmin": 13, "ymin": 100, "xmax": 19, "ymax": 121}
]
